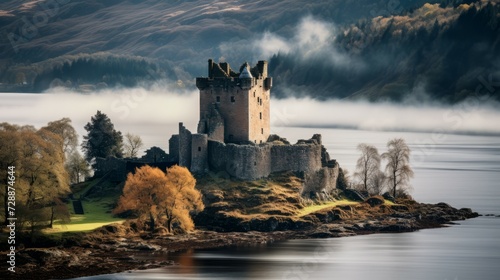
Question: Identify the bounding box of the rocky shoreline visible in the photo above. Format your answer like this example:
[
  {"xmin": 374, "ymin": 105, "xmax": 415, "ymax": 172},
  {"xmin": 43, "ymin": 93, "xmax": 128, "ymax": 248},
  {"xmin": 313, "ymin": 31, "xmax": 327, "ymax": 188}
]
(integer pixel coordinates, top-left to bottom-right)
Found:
[{"xmin": 5, "ymin": 200, "xmax": 479, "ymax": 280}]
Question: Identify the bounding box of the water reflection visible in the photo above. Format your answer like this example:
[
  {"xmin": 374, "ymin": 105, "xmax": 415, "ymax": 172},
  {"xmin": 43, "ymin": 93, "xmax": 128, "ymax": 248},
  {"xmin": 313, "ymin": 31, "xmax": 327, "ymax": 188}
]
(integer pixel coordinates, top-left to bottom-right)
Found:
[
  {"xmin": 76, "ymin": 217, "xmax": 500, "ymax": 280},
  {"xmin": 70, "ymin": 128, "xmax": 500, "ymax": 280}
]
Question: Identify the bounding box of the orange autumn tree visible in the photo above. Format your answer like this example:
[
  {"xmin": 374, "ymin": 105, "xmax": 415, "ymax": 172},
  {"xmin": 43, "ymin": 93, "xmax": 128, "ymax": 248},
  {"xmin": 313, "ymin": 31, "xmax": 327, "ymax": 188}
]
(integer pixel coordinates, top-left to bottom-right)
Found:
[{"xmin": 114, "ymin": 165, "xmax": 204, "ymax": 233}]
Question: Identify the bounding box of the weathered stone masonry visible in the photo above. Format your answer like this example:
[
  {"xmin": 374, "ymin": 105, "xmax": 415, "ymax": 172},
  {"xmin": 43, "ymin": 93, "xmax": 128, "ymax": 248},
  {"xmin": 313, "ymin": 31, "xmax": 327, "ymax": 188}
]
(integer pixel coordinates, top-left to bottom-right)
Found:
[
  {"xmin": 207, "ymin": 138, "xmax": 325, "ymax": 181},
  {"xmin": 196, "ymin": 59, "xmax": 272, "ymax": 144},
  {"xmin": 168, "ymin": 59, "xmax": 339, "ymax": 195}
]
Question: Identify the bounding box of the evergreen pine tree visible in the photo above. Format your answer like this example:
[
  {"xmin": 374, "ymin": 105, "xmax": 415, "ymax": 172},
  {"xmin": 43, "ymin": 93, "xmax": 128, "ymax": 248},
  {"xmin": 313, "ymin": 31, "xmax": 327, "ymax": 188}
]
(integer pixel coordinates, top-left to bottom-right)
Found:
[{"xmin": 82, "ymin": 111, "xmax": 123, "ymax": 164}]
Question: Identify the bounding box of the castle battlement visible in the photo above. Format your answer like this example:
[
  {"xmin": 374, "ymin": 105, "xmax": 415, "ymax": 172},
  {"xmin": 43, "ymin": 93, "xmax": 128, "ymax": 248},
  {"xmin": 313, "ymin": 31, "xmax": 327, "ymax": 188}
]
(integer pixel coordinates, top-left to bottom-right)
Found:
[
  {"xmin": 195, "ymin": 59, "xmax": 268, "ymax": 91},
  {"xmin": 196, "ymin": 59, "xmax": 272, "ymax": 144}
]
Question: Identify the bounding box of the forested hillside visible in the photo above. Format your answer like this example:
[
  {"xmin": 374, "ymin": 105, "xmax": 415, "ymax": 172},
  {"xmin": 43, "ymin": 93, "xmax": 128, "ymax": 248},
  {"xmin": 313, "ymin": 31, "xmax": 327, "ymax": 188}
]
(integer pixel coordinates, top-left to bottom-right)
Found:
[
  {"xmin": 270, "ymin": 1, "xmax": 500, "ymax": 102},
  {"xmin": 0, "ymin": 0, "xmax": 498, "ymax": 102}
]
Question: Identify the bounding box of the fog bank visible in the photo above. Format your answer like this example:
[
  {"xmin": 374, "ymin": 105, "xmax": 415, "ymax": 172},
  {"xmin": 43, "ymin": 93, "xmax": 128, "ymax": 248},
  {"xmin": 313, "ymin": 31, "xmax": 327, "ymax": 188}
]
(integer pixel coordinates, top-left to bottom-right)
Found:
[
  {"xmin": 1, "ymin": 88, "xmax": 499, "ymax": 155},
  {"xmin": 271, "ymin": 97, "xmax": 500, "ymax": 135}
]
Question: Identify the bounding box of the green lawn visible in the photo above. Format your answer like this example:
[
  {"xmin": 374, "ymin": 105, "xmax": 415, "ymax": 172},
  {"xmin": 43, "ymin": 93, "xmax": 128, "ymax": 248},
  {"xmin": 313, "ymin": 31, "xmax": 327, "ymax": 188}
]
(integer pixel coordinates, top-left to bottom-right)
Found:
[
  {"xmin": 44, "ymin": 197, "xmax": 124, "ymax": 234},
  {"xmin": 44, "ymin": 180, "xmax": 125, "ymax": 234}
]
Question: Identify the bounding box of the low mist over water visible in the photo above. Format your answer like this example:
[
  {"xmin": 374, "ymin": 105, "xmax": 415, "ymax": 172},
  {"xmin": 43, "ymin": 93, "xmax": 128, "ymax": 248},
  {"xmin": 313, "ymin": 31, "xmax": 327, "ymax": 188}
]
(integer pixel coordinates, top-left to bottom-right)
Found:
[
  {"xmin": 1, "ymin": 87, "xmax": 500, "ymax": 153},
  {"xmin": 2, "ymin": 90, "xmax": 500, "ymax": 280}
]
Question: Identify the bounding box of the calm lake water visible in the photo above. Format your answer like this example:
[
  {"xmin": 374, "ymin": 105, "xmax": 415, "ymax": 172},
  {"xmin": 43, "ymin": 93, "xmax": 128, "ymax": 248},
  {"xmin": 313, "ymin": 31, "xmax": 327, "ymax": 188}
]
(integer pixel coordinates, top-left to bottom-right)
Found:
[
  {"xmin": 73, "ymin": 127, "xmax": 500, "ymax": 280},
  {"xmin": 1, "ymin": 93, "xmax": 499, "ymax": 279}
]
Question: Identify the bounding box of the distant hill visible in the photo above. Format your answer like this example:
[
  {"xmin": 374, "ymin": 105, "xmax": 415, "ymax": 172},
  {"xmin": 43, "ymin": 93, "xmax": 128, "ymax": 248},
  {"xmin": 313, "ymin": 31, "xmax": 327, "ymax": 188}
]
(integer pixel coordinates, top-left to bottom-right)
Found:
[
  {"xmin": 271, "ymin": 1, "xmax": 500, "ymax": 102},
  {"xmin": 1, "ymin": 0, "xmax": 498, "ymax": 103}
]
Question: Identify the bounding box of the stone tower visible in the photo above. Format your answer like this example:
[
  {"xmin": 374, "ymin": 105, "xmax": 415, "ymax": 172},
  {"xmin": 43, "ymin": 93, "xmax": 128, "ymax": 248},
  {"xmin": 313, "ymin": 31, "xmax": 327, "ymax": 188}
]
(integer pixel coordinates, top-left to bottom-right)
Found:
[
  {"xmin": 169, "ymin": 59, "xmax": 338, "ymax": 191},
  {"xmin": 196, "ymin": 59, "xmax": 273, "ymax": 144}
]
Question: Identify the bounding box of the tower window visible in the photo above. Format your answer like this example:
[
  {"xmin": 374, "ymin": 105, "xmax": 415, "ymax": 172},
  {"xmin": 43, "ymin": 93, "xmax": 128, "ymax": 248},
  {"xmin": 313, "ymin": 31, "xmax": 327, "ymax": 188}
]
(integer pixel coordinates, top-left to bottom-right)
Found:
[
  {"xmin": 198, "ymin": 147, "xmax": 201, "ymax": 152},
  {"xmin": 216, "ymin": 96, "xmax": 220, "ymax": 103},
  {"xmin": 253, "ymin": 92, "xmax": 255, "ymax": 97},
  {"xmin": 231, "ymin": 96, "xmax": 235, "ymax": 102},
  {"xmin": 261, "ymin": 128, "xmax": 264, "ymax": 134},
  {"xmin": 259, "ymin": 112, "xmax": 262, "ymax": 119},
  {"xmin": 257, "ymin": 97, "xmax": 260, "ymax": 103},
  {"xmin": 260, "ymin": 99, "xmax": 262, "ymax": 105}
]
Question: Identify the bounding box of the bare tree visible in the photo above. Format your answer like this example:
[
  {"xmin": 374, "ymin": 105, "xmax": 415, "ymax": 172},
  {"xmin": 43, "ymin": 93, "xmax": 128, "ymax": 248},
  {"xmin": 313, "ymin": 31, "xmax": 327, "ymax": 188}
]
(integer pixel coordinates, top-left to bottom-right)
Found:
[
  {"xmin": 124, "ymin": 132, "xmax": 144, "ymax": 158},
  {"xmin": 371, "ymin": 171, "xmax": 386, "ymax": 195},
  {"xmin": 382, "ymin": 138, "xmax": 414, "ymax": 198},
  {"xmin": 66, "ymin": 151, "xmax": 91, "ymax": 184},
  {"xmin": 353, "ymin": 144, "xmax": 381, "ymax": 194}
]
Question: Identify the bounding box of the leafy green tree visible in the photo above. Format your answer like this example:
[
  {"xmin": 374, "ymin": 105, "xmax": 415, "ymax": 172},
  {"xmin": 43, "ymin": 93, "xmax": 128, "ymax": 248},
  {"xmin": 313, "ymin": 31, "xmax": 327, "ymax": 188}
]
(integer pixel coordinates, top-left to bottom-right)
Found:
[{"xmin": 82, "ymin": 111, "xmax": 123, "ymax": 164}]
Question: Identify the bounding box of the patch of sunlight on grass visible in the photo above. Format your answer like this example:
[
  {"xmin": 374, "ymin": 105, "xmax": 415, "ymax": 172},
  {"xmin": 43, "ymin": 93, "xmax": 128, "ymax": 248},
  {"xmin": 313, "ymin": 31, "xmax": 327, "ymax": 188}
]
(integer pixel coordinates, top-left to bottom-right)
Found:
[
  {"xmin": 384, "ymin": 200, "xmax": 395, "ymax": 206},
  {"xmin": 297, "ymin": 200, "xmax": 358, "ymax": 217},
  {"xmin": 45, "ymin": 221, "xmax": 124, "ymax": 233},
  {"xmin": 43, "ymin": 199, "xmax": 124, "ymax": 234}
]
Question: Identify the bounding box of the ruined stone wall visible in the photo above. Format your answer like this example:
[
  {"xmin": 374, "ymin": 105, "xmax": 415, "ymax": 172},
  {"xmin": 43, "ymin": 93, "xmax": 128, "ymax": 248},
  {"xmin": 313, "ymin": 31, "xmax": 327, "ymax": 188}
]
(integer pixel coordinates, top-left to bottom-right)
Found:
[
  {"xmin": 95, "ymin": 156, "xmax": 179, "ymax": 182},
  {"xmin": 270, "ymin": 144, "xmax": 322, "ymax": 174},
  {"xmin": 197, "ymin": 105, "xmax": 225, "ymax": 142},
  {"xmin": 178, "ymin": 123, "xmax": 192, "ymax": 168},
  {"xmin": 190, "ymin": 133, "xmax": 208, "ymax": 173},
  {"xmin": 168, "ymin": 134, "xmax": 179, "ymax": 162},
  {"xmin": 207, "ymin": 139, "xmax": 323, "ymax": 180},
  {"xmin": 207, "ymin": 115, "xmax": 224, "ymax": 142},
  {"xmin": 207, "ymin": 140, "xmax": 272, "ymax": 180},
  {"xmin": 302, "ymin": 163, "xmax": 339, "ymax": 198},
  {"xmin": 94, "ymin": 157, "xmax": 127, "ymax": 181}
]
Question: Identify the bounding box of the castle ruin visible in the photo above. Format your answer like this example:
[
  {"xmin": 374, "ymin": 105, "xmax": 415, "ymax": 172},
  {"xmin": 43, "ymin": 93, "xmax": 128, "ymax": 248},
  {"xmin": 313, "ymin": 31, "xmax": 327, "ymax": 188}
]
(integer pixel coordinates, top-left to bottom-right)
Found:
[{"xmin": 168, "ymin": 59, "xmax": 340, "ymax": 196}]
